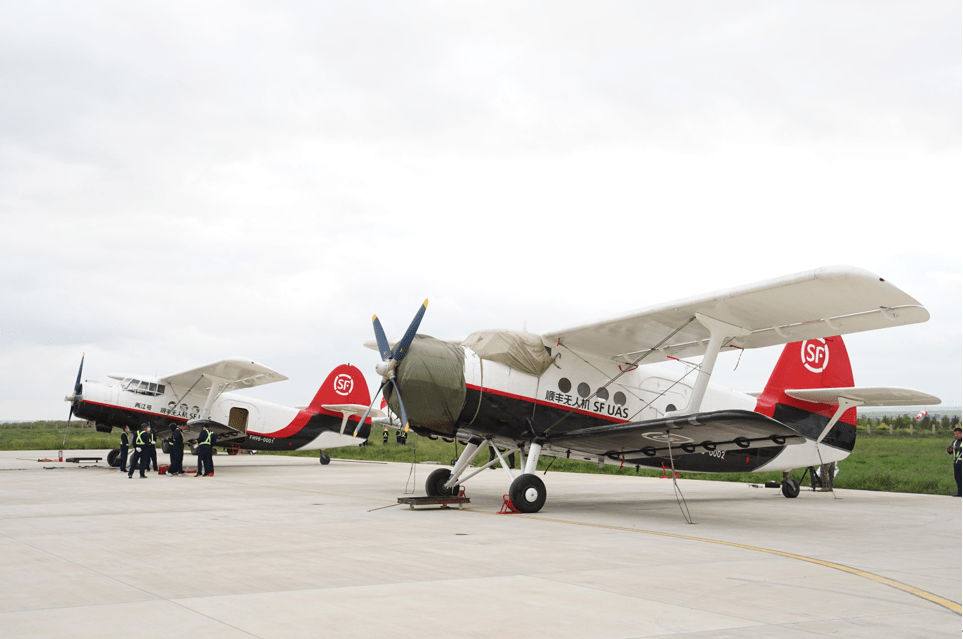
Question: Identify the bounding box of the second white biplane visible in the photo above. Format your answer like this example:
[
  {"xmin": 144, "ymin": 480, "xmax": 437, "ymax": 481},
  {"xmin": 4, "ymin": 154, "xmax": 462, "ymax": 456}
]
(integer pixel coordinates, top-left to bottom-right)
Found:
[
  {"xmin": 356, "ymin": 266, "xmax": 940, "ymax": 512},
  {"xmin": 65, "ymin": 358, "xmax": 382, "ymax": 466}
]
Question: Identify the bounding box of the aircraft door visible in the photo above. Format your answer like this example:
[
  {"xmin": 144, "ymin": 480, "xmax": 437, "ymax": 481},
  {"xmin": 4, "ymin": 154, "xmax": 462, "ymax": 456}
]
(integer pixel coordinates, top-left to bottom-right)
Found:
[
  {"xmin": 639, "ymin": 377, "xmax": 690, "ymax": 418},
  {"xmin": 225, "ymin": 402, "xmax": 259, "ymax": 434}
]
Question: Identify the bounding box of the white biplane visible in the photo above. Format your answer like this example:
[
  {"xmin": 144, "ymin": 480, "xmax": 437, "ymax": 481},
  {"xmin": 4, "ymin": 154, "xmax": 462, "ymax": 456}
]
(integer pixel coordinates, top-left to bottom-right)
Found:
[
  {"xmin": 356, "ymin": 266, "xmax": 940, "ymax": 512},
  {"xmin": 65, "ymin": 359, "xmax": 382, "ymax": 466}
]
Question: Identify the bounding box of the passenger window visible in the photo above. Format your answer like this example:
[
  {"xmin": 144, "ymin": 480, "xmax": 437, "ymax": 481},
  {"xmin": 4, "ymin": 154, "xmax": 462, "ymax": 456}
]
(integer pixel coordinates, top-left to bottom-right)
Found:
[{"xmin": 157, "ymin": 384, "xmax": 166, "ymax": 395}]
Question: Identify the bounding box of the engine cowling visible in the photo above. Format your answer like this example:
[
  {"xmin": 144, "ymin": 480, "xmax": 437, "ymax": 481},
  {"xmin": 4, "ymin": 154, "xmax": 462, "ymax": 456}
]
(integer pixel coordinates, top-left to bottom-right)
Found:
[{"xmin": 388, "ymin": 335, "xmax": 466, "ymax": 437}]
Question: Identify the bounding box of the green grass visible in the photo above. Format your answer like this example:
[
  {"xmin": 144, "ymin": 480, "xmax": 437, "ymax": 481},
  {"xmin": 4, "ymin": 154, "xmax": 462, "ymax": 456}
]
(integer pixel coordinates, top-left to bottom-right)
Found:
[{"xmin": 3, "ymin": 421, "xmax": 958, "ymax": 496}]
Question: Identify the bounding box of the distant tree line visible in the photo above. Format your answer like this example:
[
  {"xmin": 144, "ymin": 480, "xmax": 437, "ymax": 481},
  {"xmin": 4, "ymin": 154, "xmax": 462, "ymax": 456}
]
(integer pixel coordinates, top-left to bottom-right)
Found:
[{"xmin": 857, "ymin": 414, "xmax": 960, "ymax": 435}]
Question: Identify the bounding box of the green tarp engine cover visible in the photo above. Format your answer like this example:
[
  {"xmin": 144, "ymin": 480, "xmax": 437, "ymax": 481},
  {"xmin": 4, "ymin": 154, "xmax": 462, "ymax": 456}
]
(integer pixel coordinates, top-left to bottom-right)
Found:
[{"xmin": 388, "ymin": 335, "xmax": 466, "ymax": 436}]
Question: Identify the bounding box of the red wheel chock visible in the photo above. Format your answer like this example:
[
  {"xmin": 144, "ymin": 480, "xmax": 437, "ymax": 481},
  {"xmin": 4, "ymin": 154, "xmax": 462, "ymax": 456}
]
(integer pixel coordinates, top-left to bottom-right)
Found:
[
  {"xmin": 660, "ymin": 463, "xmax": 680, "ymax": 479},
  {"xmin": 498, "ymin": 494, "xmax": 520, "ymax": 514}
]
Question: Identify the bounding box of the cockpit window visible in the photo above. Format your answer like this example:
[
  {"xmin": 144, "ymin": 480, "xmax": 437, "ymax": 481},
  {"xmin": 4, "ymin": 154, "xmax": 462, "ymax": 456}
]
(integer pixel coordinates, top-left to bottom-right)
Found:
[{"xmin": 123, "ymin": 379, "xmax": 165, "ymax": 396}]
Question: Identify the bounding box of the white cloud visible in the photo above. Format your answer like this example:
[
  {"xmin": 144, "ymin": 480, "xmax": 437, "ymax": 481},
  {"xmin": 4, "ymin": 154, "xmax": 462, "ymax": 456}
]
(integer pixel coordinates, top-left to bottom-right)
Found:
[{"xmin": 1, "ymin": 1, "xmax": 959, "ymax": 419}]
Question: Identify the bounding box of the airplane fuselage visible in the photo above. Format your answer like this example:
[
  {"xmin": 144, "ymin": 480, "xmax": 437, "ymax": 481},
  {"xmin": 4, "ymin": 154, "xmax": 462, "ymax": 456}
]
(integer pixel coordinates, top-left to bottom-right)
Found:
[
  {"xmin": 74, "ymin": 378, "xmax": 370, "ymax": 451},
  {"xmin": 402, "ymin": 338, "xmax": 853, "ymax": 474}
]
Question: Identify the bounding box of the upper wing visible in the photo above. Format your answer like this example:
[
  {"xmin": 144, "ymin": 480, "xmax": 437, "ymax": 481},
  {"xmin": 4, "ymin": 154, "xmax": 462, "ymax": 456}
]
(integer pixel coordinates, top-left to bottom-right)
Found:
[
  {"xmin": 546, "ymin": 410, "xmax": 805, "ymax": 458},
  {"xmin": 161, "ymin": 357, "xmax": 288, "ymax": 395},
  {"xmin": 544, "ymin": 266, "xmax": 928, "ymax": 363},
  {"xmin": 784, "ymin": 387, "xmax": 941, "ymax": 407}
]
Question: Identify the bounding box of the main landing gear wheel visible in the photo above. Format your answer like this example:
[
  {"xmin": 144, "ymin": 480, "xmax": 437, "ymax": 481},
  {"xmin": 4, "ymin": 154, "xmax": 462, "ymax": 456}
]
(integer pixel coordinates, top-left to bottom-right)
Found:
[
  {"xmin": 162, "ymin": 440, "xmax": 170, "ymax": 455},
  {"xmin": 781, "ymin": 478, "xmax": 801, "ymax": 498},
  {"xmin": 509, "ymin": 474, "xmax": 546, "ymax": 513},
  {"xmin": 426, "ymin": 468, "xmax": 456, "ymax": 497},
  {"xmin": 107, "ymin": 448, "xmax": 120, "ymax": 468},
  {"xmin": 319, "ymin": 453, "xmax": 331, "ymax": 465}
]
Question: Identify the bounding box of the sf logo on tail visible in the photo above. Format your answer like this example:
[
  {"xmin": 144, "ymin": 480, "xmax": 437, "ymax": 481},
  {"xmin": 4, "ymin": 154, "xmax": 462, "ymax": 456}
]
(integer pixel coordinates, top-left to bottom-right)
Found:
[
  {"xmin": 801, "ymin": 339, "xmax": 830, "ymax": 373},
  {"xmin": 334, "ymin": 374, "xmax": 354, "ymax": 396}
]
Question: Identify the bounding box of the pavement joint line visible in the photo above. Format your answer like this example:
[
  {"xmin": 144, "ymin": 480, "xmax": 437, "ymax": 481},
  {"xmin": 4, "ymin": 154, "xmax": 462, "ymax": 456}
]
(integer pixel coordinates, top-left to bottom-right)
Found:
[{"xmin": 461, "ymin": 509, "xmax": 962, "ymax": 616}]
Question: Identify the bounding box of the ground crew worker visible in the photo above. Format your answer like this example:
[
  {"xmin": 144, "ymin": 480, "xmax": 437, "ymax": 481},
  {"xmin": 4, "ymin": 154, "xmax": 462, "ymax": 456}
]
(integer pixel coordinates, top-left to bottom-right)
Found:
[
  {"xmin": 196, "ymin": 425, "xmax": 214, "ymax": 477},
  {"xmin": 147, "ymin": 426, "xmax": 158, "ymax": 472},
  {"xmin": 167, "ymin": 424, "xmax": 185, "ymax": 475},
  {"xmin": 118, "ymin": 425, "xmax": 130, "ymax": 473},
  {"xmin": 128, "ymin": 424, "xmax": 150, "ymax": 479},
  {"xmin": 383, "ymin": 427, "xmax": 389, "ymax": 445},
  {"xmin": 948, "ymin": 427, "xmax": 962, "ymax": 497}
]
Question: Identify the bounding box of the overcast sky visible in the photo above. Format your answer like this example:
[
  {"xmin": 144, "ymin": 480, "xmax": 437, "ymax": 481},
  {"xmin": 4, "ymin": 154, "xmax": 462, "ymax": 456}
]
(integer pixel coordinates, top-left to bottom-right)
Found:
[{"xmin": 1, "ymin": 1, "xmax": 960, "ymax": 421}]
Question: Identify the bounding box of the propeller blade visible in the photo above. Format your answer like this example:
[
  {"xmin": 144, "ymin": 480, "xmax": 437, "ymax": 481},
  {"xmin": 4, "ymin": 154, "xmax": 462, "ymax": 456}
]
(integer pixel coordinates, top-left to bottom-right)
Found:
[
  {"xmin": 65, "ymin": 353, "xmax": 84, "ymax": 448},
  {"xmin": 353, "ymin": 379, "xmax": 389, "ymax": 437},
  {"xmin": 74, "ymin": 353, "xmax": 85, "ymax": 395},
  {"xmin": 372, "ymin": 315, "xmax": 392, "ymax": 362},
  {"xmin": 392, "ymin": 299, "xmax": 428, "ymax": 362},
  {"xmin": 389, "ymin": 377, "xmax": 410, "ymax": 433}
]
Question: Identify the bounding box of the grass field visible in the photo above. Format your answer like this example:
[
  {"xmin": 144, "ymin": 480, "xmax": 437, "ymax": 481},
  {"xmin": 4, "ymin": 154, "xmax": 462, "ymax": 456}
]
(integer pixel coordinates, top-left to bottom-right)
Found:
[{"xmin": 3, "ymin": 420, "xmax": 958, "ymax": 496}]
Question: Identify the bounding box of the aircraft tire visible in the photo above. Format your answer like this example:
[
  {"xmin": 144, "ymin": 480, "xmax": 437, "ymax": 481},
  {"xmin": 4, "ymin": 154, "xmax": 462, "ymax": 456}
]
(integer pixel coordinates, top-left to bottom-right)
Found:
[
  {"xmin": 319, "ymin": 453, "xmax": 331, "ymax": 465},
  {"xmin": 190, "ymin": 444, "xmax": 198, "ymax": 456},
  {"xmin": 107, "ymin": 448, "xmax": 120, "ymax": 468},
  {"xmin": 781, "ymin": 478, "xmax": 801, "ymax": 498},
  {"xmin": 425, "ymin": 468, "xmax": 456, "ymax": 497},
  {"xmin": 509, "ymin": 474, "xmax": 547, "ymax": 513},
  {"xmin": 161, "ymin": 440, "xmax": 170, "ymax": 455}
]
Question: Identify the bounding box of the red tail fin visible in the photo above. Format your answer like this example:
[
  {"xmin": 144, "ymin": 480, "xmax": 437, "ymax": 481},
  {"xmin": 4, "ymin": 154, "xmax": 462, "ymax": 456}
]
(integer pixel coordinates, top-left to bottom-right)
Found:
[
  {"xmin": 307, "ymin": 364, "xmax": 372, "ymax": 411},
  {"xmin": 755, "ymin": 336, "xmax": 857, "ymax": 434}
]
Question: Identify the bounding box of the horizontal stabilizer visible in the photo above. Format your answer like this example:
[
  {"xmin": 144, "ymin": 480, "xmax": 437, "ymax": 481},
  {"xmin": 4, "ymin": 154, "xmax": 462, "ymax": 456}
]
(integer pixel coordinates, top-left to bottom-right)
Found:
[
  {"xmin": 546, "ymin": 409, "xmax": 805, "ymax": 458},
  {"xmin": 784, "ymin": 387, "xmax": 941, "ymax": 407},
  {"xmin": 321, "ymin": 404, "xmax": 387, "ymax": 435}
]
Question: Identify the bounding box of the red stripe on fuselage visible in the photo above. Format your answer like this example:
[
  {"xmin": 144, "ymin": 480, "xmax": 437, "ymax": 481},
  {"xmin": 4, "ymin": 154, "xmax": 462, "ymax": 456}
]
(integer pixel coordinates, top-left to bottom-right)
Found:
[
  {"xmin": 465, "ymin": 384, "xmax": 629, "ymax": 425},
  {"xmin": 79, "ymin": 400, "xmax": 189, "ymax": 422}
]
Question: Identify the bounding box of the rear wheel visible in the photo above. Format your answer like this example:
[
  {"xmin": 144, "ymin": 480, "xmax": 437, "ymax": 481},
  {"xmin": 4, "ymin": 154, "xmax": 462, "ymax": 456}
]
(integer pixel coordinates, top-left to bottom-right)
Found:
[
  {"xmin": 426, "ymin": 468, "xmax": 456, "ymax": 497},
  {"xmin": 509, "ymin": 474, "xmax": 547, "ymax": 513},
  {"xmin": 161, "ymin": 440, "xmax": 170, "ymax": 455},
  {"xmin": 781, "ymin": 478, "xmax": 801, "ymax": 498},
  {"xmin": 319, "ymin": 453, "xmax": 331, "ymax": 465},
  {"xmin": 107, "ymin": 448, "xmax": 120, "ymax": 468}
]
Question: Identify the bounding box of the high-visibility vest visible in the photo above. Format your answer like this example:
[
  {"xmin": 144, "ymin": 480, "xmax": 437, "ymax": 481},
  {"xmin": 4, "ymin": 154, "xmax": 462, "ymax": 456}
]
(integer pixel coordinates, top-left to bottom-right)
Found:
[
  {"xmin": 135, "ymin": 431, "xmax": 147, "ymax": 446},
  {"xmin": 952, "ymin": 440, "xmax": 962, "ymax": 463},
  {"xmin": 200, "ymin": 430, "xmax": 213, "ymax": 446}
]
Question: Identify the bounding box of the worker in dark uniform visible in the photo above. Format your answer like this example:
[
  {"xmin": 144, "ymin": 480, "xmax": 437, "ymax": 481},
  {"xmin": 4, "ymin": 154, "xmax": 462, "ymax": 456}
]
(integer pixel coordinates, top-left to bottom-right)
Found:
[
  {"xmin": 167, "ymin": 424, "xmax": 185, "ymax": 475},
  {"xmin": 145, "ymin": 426, "xmax": 158, "ymax": 472},
  {"xmin": 196, "ymin": 425, "xmax": 214, "ymax": 477},
  {"xmin": 948, "ymin": 427, "xmax": 962, "ymax": 497},
  {"xmin": 128, "ymin": 423, "xmax": 150, "ymax": 479},
  {"xmin": 488, "ymin": 445, "xmax": 515, "ymax": 469},
  {"xmin": 118, "ymin": 425, "xmax": 130, "ymax": 473}
]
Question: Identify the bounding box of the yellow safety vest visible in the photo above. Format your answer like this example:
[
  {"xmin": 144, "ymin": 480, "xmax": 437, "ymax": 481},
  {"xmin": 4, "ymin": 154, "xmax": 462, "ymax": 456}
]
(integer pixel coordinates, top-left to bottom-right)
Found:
[
  {"xmin": 135, "ymin": 431, "xmax": 147, "ymax": 446},
  {"xmin": 201, "ymin": 430, "xmax": 213, "ymax": 446}
]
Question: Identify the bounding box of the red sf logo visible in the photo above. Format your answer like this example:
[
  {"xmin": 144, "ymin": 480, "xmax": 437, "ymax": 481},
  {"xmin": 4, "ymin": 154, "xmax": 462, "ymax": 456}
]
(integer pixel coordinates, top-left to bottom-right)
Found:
[
  {"xmin": 334, "ymin": 374, "xmax": 354, "ymax": 396},
  {"xmin": 801, "ymin": 339, "xmax": 829, "ymax": 373}
]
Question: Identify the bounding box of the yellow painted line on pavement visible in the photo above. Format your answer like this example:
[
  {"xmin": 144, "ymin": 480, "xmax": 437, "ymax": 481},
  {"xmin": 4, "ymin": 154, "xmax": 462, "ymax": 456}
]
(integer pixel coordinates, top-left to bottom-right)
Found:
[{"xmin": 472, "ymin": 510, "xmax": 961, "ymax": 615}]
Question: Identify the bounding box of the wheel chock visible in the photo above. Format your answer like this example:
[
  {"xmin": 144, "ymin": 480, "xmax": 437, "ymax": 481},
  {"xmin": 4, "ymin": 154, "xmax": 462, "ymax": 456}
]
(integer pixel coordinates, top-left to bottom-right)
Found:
[
  {"xmin": 498, "ymin": 494, "xmax": 520, "ymax": 514},
  {"xmin": 660, "ymin": 463, "xmax": 680, "ymax": 479}
]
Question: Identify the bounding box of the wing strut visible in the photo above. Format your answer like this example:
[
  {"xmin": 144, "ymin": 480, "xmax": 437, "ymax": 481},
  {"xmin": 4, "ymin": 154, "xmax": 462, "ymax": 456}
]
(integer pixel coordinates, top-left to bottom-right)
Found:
[{"xmin": 681, "ymin": 313, "xmax": 751, "ymax": 415}]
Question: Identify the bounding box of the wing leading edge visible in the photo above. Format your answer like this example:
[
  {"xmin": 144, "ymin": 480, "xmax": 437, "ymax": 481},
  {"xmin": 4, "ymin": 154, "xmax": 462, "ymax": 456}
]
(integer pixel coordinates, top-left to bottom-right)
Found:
[{"xmin": 544, "ymin": 266, "xmax": 928, "ymax": 363}]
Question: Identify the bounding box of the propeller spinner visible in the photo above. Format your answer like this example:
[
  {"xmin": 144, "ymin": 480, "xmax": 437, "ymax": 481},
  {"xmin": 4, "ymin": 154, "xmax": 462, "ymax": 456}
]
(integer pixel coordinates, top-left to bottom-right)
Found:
[{"xmin": 353, "ymin": 300, "xmax": 428, "ymax": 436}]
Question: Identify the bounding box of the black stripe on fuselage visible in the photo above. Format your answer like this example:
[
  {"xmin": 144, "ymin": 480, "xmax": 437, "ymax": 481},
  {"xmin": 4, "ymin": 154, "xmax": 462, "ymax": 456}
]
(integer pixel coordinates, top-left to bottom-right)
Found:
[
  {"xmin": 74, "ymin": 402, "xmax": 371, "ymax": 449},
  {"xmin": 450, "ymin": 386, "xmax": 625, "ymax": 440}
]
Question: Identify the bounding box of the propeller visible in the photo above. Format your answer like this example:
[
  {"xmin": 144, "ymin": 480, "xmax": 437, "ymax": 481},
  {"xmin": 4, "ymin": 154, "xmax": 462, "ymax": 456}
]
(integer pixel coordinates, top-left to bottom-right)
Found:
[
  {"xmin": 63, "ymin": 354, "xmax": 84, "ymax": 447},
  {"xmin": 353, "ymin": 300, "xmax": 428, "ymax": 437}
]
